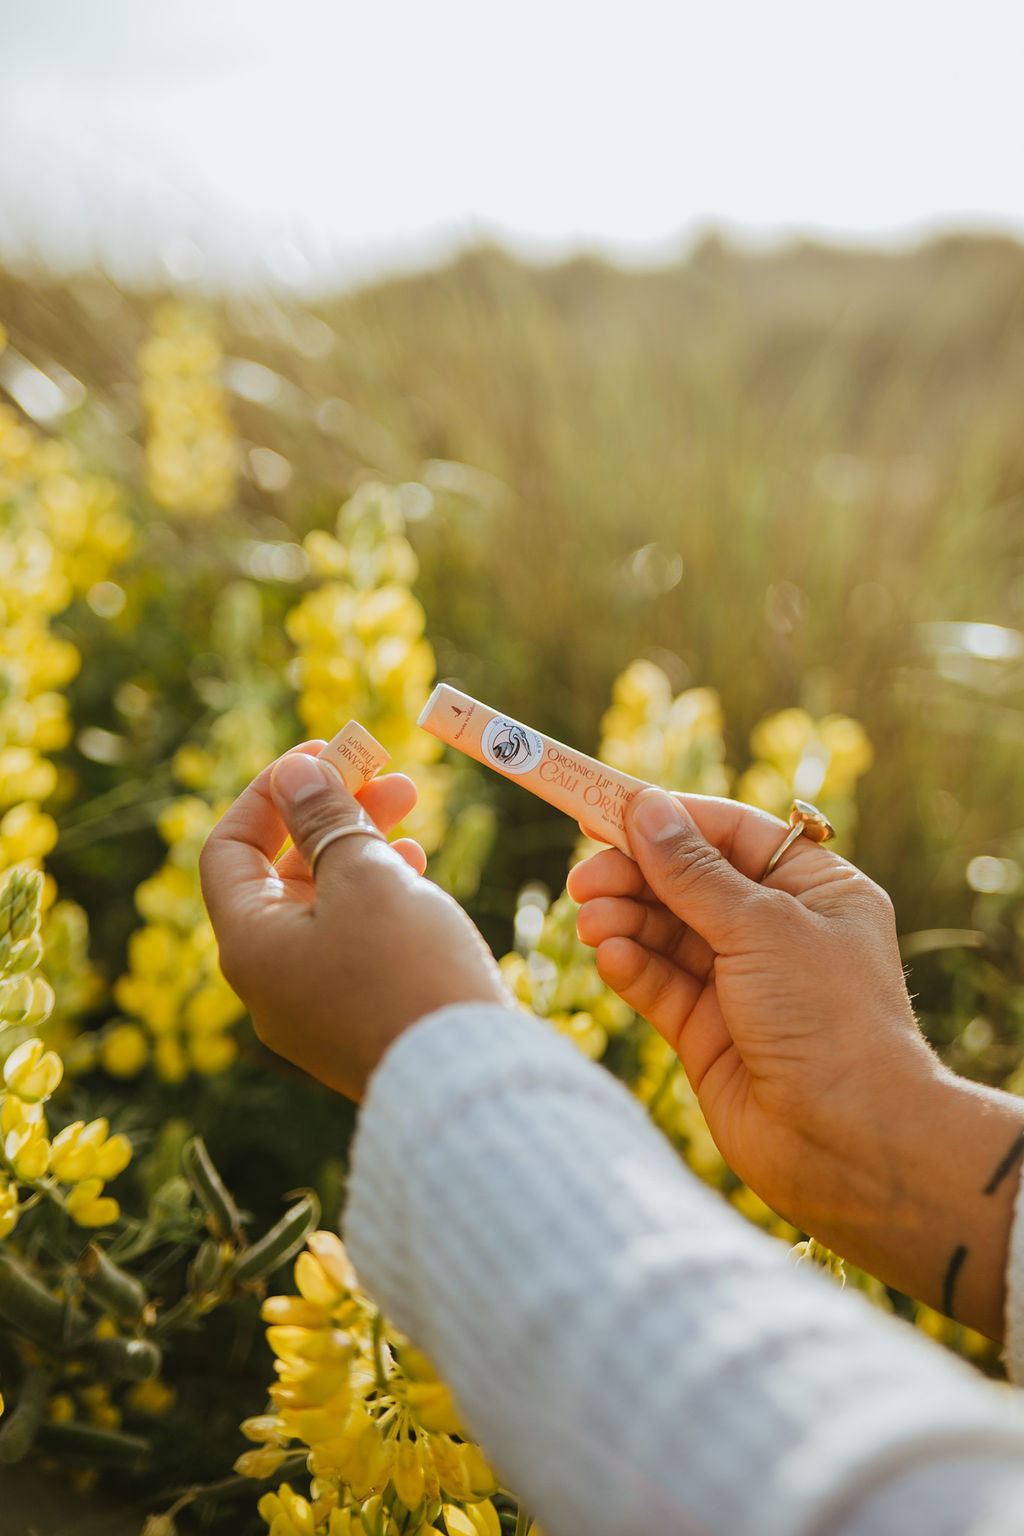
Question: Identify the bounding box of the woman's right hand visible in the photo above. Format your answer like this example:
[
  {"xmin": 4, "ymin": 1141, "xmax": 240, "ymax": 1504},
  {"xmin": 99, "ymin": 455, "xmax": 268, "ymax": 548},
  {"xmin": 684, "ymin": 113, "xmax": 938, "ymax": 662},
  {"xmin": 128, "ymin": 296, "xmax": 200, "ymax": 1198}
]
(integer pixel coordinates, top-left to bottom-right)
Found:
[
  {"xmin": 569, "ymin": 788, "xmax": 934, "ymax": 1234},
  {"xmin": 568, "ymin": 789, "xmax": 1024, "ymax": 1338}
]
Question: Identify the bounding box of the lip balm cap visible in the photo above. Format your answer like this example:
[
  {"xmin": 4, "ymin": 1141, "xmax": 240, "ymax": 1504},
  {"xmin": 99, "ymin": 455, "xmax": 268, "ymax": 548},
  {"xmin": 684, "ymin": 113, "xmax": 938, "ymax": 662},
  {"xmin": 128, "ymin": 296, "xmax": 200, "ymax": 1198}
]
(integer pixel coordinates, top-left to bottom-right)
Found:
[{"xmin": 417, "ymin": 685, "xmax": 443, "ymax": 727}]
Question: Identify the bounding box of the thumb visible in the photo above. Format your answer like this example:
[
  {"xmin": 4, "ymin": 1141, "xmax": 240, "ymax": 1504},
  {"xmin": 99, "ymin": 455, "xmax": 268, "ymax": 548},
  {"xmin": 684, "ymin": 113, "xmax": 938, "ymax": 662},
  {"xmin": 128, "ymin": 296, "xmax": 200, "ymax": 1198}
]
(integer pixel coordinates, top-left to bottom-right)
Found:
[
  {"xmin": 270, "ymin": 752, "xmax": 384, "ymax": 881},
  {"xmin": 626, "ymin": 787, "xmax": 766, "ymax": 951}
]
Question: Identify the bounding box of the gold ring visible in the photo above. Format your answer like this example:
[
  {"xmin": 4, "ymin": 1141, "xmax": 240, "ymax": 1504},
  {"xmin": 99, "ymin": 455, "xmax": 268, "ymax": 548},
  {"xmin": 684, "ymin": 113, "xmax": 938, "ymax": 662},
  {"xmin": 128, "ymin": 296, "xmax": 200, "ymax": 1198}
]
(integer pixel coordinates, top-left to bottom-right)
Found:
[
  {"xmin": 309, "ymin": 822, "xmax": 386, "ymax": 877},
  {"xmin": 760, "ymin": 800, "xmax": 835, "ymax": 882}
]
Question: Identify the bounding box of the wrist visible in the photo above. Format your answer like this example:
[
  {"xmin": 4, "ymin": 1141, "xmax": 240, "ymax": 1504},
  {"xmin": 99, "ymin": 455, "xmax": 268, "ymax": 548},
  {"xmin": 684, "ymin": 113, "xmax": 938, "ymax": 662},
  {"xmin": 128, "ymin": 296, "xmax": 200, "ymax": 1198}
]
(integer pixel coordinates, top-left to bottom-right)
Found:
[{"xmin": 797, "ymin": 1060, "xmax": 1024, "ymax": 1339}]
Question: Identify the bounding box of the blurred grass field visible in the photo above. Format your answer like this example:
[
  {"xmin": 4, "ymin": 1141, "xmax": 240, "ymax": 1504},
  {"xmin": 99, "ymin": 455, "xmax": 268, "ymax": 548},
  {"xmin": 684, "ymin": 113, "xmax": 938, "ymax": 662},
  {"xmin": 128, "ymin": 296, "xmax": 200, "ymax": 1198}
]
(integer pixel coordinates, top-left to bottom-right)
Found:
[{"xmin": 7, "ymin": 233, "xmax": 1024, "ymax": 925}]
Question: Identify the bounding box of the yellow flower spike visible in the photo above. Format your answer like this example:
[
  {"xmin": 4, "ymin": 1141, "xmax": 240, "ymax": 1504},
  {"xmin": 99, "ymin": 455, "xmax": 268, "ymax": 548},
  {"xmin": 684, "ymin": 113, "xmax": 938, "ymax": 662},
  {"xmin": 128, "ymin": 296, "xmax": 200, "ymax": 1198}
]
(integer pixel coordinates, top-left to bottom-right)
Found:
[
  {"xmin": 262, "ymin": 1295, "xmax": 334, "ymax": 1329},
  {"xmin": 3, "ymin": 1038, "xmax": 63, "ymax": 1102},
  {"xmin": 99, "ymin": 1023, "xmax": 149, "ymax": 1077},
  {"xmin": 234, "ymin": 1445, "xmax": 292, "ymax": 1479},
  {"xmin": 65, "ymin": 1177, "xmax": 119, "ymax": 1228},
  {"xmin": 326, "ymin": 1510, "xmax": 355, "ymax": 1536},
  {"xmin": 393, "ymin": 1436, "xmax": 426, "ymax": 1510}
]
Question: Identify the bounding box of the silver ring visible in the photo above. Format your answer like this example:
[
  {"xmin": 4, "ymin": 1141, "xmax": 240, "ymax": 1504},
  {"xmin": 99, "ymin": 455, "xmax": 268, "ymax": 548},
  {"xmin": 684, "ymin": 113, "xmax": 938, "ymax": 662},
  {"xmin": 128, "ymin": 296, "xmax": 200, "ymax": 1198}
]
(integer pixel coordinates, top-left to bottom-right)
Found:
[
  {"xmin": 309, "ymin": 822, "xmax": 386, "ymax": 877},
  {"xmin": 760, "ymin": 800, "xmax": 836, "ymax": 882}
]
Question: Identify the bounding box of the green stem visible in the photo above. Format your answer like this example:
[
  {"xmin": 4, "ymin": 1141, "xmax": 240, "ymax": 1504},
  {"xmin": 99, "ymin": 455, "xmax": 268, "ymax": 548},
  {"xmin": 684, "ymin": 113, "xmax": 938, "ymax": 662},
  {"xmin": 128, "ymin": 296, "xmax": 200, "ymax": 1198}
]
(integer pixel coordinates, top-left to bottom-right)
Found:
[
  {"xmin": 646, "ymin": 1052, "xmax": 680, "ymax": 1117},
  {"xmin": 370, "ymin": 1311, "xmax": 390, "ymax": 1393}
]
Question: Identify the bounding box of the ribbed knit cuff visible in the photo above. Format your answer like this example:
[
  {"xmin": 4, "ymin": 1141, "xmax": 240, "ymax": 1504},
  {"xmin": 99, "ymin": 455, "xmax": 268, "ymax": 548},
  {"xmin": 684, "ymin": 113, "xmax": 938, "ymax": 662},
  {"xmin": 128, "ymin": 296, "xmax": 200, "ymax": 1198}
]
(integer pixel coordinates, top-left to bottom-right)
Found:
[{"xmin": 345, "ymin": 1005, "xmax": 1024, "ymax": 1536}]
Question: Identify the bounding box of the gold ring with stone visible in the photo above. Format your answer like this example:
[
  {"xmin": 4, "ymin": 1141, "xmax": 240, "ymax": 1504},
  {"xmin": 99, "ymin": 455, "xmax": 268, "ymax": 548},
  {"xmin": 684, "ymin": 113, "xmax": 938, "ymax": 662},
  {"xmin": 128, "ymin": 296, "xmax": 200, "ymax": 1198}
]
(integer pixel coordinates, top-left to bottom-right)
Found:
[
  {"xmin": 309, "ymin": 822, "xmax": 386, "ymax": 877},
  {"xmin": 760, "ymin": 800, "xmax": 836, "ymax": 882}
]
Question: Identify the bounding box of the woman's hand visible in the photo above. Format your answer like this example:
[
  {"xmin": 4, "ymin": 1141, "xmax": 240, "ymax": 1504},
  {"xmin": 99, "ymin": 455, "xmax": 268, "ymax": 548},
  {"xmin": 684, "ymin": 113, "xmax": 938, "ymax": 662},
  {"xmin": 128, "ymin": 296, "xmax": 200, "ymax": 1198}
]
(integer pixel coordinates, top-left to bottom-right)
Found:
[
  {"xmin": 199, "ymin": 744, "xmax": 511, "ymax": 1100},
  {"xmin": 570, "ymin": 788, "xmax": 934, "ymax": 1232},
  {"xmin": 568, "ymin": 789, "xmax": 1024, "ymax": 1338}
]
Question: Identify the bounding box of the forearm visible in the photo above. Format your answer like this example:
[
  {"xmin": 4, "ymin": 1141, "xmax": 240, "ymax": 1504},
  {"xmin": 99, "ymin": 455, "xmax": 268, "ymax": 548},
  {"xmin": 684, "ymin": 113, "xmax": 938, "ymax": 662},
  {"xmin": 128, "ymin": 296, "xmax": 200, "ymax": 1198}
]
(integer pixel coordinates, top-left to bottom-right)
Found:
[
  {"xmin": 794, "ymin": 1063, "xmax": 1024, "ymax": 1341},
  {"xmin": 345, "ymin": 1007, "xmax": 1024, "ymax": 1536}
]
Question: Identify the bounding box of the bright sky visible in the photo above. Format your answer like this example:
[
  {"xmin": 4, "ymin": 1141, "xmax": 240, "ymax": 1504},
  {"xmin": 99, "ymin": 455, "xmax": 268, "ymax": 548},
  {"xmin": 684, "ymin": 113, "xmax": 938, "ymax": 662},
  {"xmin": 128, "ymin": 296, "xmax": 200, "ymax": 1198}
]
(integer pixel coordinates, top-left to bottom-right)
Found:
[{"xmin": 1, "ymin": 0, "xmax": 1022, "ymax": 289}]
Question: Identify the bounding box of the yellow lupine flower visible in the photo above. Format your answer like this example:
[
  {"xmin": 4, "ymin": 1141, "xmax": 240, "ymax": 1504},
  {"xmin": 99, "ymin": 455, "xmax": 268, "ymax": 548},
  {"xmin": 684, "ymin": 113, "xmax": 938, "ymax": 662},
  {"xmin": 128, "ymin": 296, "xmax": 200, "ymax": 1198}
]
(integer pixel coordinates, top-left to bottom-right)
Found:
[
  {"xmin": 0, "ymin": 1179, "xmax": 19, "ymax": 1238},
  {"xmin": 234, "ymin": 1445, "xmax": 293, "ymax": 1479},
  {"xmin": 126, "ymin": 1377, "xmax": 177, "ymax": 1416},
  {"xmin": 4, "ymin": 1120, "xmax": 50, "ymax": 1180},
  {"xmin": 49, "ymin": 1118, "xmax": 131, "ymax": 1182},
  {"xmin": 187, "ymin": 1031, "xmax": 238, "ymax": 1075},
  {"xmin": 241, "ymin": 1414, "xmax": 292, "ymax": 1445},
  {"xmin": 47, "ymin": 1394, "xmax": 75, "ymax": 1423},
  {"xmin": 65, "ymin": 1177, "xmax": 119, "ymax": 1227},
  {"xmin": 392, "ymin": 1437, "xmax": 426, "ymax": 1509},
  {"xmin": 100, "ymin": 1022, "xmax": 149, "ymax": 1077},
  {"xmin": 262, "ymin": 1295, "xmax": 333, "ymax": 1330},
  {"xmin": 3, "ymin": 1037, "xmax": 63, "ymax": 1101},
  {"xmin": 0, "ymin": 802, "xmax": 58, "ymax": 864},
  {"xmin": 152, "ymin": 1034, "xmax": 189, "ymax": 1085}
]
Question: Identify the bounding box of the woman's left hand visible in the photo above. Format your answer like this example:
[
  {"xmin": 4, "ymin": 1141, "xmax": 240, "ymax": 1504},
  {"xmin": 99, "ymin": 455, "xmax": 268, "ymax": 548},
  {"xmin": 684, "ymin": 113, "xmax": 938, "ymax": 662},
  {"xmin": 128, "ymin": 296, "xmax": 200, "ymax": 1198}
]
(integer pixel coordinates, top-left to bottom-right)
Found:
[{"xmin": 199, "ymin": 743, "xmax": 511, "ymax": 1100}]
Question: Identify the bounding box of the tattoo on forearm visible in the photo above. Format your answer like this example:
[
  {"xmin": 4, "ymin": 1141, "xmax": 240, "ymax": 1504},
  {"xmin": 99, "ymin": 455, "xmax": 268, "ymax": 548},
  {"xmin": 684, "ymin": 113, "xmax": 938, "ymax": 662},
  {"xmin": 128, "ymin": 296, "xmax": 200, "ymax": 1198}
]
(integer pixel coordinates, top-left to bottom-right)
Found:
[
  {"xmin": 982, "ymin": 1127, "xmax": 1024, "ymax": 1196},
  {"xmin": 942, "ymin": 1243, "xmax": 968, "ymax": 1319},
  {"xmin": 940, "ymin": 1129, "xmax": 1024, "ymax": 1320}
]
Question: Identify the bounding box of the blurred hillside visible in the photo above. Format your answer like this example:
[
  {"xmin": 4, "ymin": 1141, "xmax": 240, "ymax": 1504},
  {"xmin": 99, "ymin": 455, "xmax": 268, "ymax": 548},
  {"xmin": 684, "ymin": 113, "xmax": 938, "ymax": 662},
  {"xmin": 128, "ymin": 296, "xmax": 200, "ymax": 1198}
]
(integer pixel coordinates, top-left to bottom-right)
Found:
[{"xmin": 3, "ymin": 234, "xmax": 1024, "ymax": 941}]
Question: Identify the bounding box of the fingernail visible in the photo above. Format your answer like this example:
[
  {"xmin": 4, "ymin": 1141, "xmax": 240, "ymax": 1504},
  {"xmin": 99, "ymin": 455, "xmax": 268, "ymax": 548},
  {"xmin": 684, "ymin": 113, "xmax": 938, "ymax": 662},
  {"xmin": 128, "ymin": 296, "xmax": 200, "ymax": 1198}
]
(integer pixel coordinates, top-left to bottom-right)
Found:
[
  {"xmin": 272, "ymin": 753, "xmax": 333, "ymax": 803},
  {"xmin": 630, "ymin": 788, "xmax": 688, "ymax": 843}
]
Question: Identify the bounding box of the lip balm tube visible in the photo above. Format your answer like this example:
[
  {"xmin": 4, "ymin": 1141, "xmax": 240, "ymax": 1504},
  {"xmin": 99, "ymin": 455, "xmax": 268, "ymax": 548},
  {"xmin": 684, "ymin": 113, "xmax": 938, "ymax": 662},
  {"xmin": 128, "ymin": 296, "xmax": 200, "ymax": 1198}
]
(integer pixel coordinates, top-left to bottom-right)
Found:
[
  {"xmin": 418, "ymin": 684, "xmax": 650, "ymax": 854},
  {"xmin": 318, "ymin": 720, "xmax": 391, "ymax": 794}
]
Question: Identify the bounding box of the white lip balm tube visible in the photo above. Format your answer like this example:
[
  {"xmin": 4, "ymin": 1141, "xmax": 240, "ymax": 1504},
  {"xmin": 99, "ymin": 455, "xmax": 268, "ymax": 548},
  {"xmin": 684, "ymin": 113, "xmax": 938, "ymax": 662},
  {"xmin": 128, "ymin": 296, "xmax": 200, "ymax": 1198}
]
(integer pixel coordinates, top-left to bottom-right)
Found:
[
  {"xmin": 318, "ymin": 720, "xmax": 391, "ymax": 793},
  {"xmin": 418, "ymin": 684, "xmax": 650, "ymax": 854}
]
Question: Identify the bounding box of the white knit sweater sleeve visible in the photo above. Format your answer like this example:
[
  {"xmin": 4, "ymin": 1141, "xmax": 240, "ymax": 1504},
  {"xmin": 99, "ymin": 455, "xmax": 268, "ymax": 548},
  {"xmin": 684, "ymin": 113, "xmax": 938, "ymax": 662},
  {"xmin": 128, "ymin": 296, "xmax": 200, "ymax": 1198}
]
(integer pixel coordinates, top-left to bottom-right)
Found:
[
  {"xmin": 343, "ymin": 1005, "xmax": 1024, "ymax": 1536},
  {"xmin": 1003, "ymin": 1162, "xmax": 1024, "ymax": 1383}
]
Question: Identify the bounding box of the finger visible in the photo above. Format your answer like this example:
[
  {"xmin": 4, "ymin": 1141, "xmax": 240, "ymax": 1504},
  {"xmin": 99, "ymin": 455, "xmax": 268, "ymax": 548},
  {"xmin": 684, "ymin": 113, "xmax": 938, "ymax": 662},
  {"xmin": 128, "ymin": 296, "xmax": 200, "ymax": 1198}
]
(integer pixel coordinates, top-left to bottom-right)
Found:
[
  {"xmin": 594, "ymin": 937, "xmax": 702, "ymax": 1052},
  {"xmin": 576, "ymin": 895, "xmax": 686, "ymax": 958},
  {"xmin": 269, "ymin": 753, "xmax": 395, "ymax": 889},
  {"xmin": 595, "ymin": 936, "xmax": 734, "ymax": 1089},
  {"xmin": 626, "ymin": 789, "xmax": 775, "ymax": 953},
  {"xmin": 674, "ymin": 793, "xmax": 845, "ymax": 891},
  {"xmin": 566, "ymin": 846, "xmax": 653, "ymax": 905},
  {"xmin": 355, "ymin": 772, "xmax": 419, "ymax": 834},
  {"xmin": 199, "ymin": 742, "xmax": 325, "ymax": 936},
  {"xmin": 274, "ymin": 779, "xmax": 425, "ymax": 885},
  {"xmin": 390, "ymin": 837, "xmax": 427, "ymax": 875}
]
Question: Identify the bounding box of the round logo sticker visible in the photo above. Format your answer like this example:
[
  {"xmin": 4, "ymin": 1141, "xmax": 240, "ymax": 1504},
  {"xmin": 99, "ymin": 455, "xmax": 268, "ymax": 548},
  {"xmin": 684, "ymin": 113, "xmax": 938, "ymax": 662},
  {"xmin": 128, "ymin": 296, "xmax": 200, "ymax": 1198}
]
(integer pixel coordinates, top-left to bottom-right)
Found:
[{"xmin": 481, "ymin": 715, "xmax": 544, "ymax": 775}]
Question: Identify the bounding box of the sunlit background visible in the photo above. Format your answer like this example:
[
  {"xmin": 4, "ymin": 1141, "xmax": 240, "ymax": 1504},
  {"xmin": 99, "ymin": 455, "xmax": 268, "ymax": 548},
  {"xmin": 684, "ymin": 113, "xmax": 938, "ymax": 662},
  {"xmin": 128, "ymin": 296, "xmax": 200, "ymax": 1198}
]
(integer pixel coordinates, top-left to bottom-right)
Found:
[
  {"xmin": 3, "ymin": 7, "xmax": 1024, "ymax": 1531},
  {"xmin": 2, "ymin": 0, "xmax": 1024, "ymax": 283}
]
